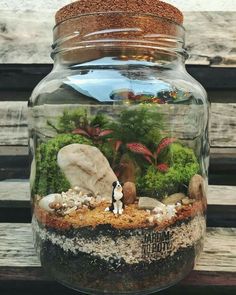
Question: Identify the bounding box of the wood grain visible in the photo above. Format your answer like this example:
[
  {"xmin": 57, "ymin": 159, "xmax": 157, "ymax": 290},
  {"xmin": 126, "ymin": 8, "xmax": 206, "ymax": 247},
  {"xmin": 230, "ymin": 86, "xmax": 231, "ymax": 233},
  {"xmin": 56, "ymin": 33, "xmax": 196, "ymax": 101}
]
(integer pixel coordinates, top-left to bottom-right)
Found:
[
  {"xmin": 1, "ymin": 180, "xmax": 236, "ymax": 226},
  {"xmin": 0, "ymin": 11, "xmax": 235, "ymax": 65},
  {"xmin": 0, "ymin": 224, "xmax": 235, "ymax": 274},
  {"xmin": 1, "ymin": 101, "xmax": 236, "ymax": 147},
  {"xmin": 208, "ymin": 186, "xmax": 236, "ymax": 205},
  {"xmin": 0, "ymin": 179, "xmax": 235, "ymax": 205},
  {"xmin": 0, "ymin": 179, "xmax": 29, "ymax": 202}
]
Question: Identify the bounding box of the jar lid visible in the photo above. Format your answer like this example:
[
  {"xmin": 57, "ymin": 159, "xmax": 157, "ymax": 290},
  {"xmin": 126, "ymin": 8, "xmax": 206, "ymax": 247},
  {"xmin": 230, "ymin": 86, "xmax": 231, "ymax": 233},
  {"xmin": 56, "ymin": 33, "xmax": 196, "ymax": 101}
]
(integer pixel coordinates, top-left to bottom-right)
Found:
[{"xmin": 55, "ymin": 0, "xmax": 183, "ymax": 25}]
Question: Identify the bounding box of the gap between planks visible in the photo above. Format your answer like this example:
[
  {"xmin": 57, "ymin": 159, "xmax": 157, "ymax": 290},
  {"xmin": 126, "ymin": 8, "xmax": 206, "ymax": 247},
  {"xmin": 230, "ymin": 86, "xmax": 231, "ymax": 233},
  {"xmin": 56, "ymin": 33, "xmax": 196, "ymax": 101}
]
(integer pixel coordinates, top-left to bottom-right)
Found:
[{"xmin": 0, "ymin": 179, "xmax": 236, "ymax": 205}]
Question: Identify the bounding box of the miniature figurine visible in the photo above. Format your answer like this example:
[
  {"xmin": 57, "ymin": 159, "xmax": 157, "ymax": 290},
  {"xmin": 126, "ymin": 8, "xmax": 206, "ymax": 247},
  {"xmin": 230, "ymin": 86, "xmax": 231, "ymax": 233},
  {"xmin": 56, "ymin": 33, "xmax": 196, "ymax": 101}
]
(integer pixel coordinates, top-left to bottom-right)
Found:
[{"xmin": 106, "ymin": 181, "xmax": 125, "ymax": 215}]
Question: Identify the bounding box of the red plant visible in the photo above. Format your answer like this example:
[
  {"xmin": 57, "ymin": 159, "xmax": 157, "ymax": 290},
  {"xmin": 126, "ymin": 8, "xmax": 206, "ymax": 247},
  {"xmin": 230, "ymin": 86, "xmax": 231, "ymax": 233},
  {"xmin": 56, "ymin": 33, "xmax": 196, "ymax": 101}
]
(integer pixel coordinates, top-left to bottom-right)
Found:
[
  {"xmin": 72, "ymin": 126, "xmax": 113, "ymax": 143},
  {"xmin": 126, "ymin": 137, "xmax": 176, "ymax": 172}
]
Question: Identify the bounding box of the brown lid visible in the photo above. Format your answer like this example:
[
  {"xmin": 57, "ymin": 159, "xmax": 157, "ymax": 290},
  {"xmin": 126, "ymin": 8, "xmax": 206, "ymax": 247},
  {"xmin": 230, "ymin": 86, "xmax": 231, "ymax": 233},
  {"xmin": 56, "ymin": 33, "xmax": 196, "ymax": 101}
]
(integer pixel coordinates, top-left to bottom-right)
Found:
[{"xmin": 55, "ymin": 0, "xmax": 183, "ymax": 25}]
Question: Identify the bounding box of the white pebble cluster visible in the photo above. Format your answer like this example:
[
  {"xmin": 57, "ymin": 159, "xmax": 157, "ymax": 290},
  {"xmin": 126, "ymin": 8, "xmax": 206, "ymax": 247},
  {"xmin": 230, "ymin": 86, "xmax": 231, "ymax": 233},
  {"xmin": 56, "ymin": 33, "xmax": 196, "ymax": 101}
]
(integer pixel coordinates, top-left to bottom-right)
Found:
[
  {"xmin": 147, "ymin": 203, "xmax": 181, "ymax": 224},
  {"xmin": 39, "ymin": 187, "xmax": 105, "ymax": 216}
]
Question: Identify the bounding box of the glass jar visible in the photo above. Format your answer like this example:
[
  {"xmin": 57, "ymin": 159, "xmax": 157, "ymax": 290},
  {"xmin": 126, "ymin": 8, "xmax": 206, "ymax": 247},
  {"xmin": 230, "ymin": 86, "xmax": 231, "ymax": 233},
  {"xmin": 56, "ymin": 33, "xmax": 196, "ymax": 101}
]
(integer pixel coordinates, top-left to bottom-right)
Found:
[{"xmin": 29, "ymin": 2, "xmax": 209, "ymax": 294}]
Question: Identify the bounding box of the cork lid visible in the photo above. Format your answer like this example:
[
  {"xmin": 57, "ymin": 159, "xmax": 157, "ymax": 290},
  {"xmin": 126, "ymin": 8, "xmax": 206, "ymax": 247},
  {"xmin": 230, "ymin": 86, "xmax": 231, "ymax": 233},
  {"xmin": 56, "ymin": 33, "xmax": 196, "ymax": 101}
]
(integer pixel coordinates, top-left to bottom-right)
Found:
[{"xmin": 55, "ymin": 0, "xmax": 183, "ymax": 25}]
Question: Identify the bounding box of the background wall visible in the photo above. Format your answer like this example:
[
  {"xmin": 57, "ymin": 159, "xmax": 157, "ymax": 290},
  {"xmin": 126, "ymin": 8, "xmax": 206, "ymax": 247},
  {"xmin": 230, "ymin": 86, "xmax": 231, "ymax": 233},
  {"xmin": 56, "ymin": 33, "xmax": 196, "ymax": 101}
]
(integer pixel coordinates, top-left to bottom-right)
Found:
[
  {"xmin": 0, "ymin": 0, "xmax": 235, "ymax": 65},
  {"xmin": 0, "ymin": 1, "xmax": 236, "ymax": 184}
]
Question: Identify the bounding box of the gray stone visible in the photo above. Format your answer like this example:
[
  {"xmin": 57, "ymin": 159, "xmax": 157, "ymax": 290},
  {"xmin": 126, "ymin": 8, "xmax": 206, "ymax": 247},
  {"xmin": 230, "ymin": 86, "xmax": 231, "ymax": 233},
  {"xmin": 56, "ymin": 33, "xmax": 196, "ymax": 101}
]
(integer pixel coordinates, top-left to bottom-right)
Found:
[
  {"xmin": 181, "ymin": 197, "xmax": 195, "ymax": 205},
  {"xmin": 162, "ymin": 193, "xmax": 186, "ymax": 205},
  {"xmin": 138, "ymin": 197, "xmax": 165, "ymax": 210},
  {"xmin": 57, "ymin": 144, "xmax": 117, "ymax": 200}
]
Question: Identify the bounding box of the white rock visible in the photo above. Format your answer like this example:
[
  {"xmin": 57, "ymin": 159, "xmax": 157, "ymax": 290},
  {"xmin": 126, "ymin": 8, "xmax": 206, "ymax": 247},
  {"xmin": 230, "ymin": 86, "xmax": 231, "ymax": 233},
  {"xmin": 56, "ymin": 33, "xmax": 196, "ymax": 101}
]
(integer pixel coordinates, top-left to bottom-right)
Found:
[
  {"xmin": 138, "ymin": 197, "xmax": 165, "ymax": 210},
  {"xmin": 57, "ymin": 144, "xmax": 117, "ymax": 200},
  {"xmin": 148, "ymin": 216, "xmax": 154, "ymax": 223},
  {"xmin": 166, "ymin": 205, "xmax": 177, "ymax": 219},
  {"xmin": 162, "ymin": 193, "xmax": 186, "ymax": 205},
  {"xmin": 152, "ymin": 206, "xmax": 164, "ymax": 214},
  {"xmin": 154, "ymin": 213, "xmax": 164, "ymax": 222},
  {"xmin": 38, "ymin": 193, "xmax": 62, "ymax": 212}
]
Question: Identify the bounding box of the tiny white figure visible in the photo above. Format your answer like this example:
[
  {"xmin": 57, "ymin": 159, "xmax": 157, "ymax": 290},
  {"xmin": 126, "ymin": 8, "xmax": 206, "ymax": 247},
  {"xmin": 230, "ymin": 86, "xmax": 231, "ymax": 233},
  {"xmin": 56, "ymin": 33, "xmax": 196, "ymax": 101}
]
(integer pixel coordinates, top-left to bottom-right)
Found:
[{"xmin": 106, "ymin": 181, "xmax": 124, "ymax": 215}]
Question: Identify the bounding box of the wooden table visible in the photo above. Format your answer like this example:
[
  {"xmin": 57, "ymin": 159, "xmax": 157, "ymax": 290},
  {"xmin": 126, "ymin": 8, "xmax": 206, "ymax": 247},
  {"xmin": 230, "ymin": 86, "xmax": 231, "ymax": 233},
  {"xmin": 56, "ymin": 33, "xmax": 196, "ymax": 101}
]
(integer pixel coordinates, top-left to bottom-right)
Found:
[
  {"xmin": 0, "ymin": 2, "xmax": 236, "ymax": 293},
  {"xmin": 0, "ymin": 180, "xmax": 235, "ymax": 295}
]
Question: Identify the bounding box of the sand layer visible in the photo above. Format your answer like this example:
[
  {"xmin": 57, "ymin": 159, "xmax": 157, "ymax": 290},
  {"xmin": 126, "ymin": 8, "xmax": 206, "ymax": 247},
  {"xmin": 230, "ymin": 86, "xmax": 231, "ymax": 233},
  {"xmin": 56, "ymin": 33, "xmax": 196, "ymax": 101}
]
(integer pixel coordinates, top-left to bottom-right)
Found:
[{"xmin": 35, "ymin": 200, "xmax": 204, "ymax": 231}]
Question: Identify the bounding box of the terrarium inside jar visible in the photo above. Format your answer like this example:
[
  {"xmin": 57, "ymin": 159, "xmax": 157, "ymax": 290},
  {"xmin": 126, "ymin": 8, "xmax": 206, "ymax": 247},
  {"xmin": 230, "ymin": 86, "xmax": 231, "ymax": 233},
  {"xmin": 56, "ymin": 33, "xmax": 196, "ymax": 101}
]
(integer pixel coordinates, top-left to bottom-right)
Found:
[{"xmin": 29, "ymin": 1, "xmax": 209, "ymax": 294}]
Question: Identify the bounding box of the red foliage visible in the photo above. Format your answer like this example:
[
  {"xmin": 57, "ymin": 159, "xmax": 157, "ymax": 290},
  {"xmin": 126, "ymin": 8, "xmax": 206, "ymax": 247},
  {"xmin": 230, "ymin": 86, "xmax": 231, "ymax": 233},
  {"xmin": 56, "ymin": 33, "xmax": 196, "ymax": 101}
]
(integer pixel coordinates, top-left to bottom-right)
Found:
[
  {"xmin": 98, "ymin": 129, "xmax": 113, "ymax": 137},
  {"xmin": 126, "ymin": 143, "xmax": 153, "ymax": 157},
  {"xmin": 72, "ymin": 127, "xmax": 113, "ymax": 140},
  {"xmin": 156, "ymin": 137, "xmax": 176, "ymax": 155},
  {"xmin": 114, "ymin": 140, "xmax": 122, "ymax": 152},
  {"xmin": 126, "ymin": 137, "xmax": 176, "ymax": 173},
  {"xmin": 156, "ymin": 163, "xmax": 169, "ymax": 172},
  {"xmin": 72, "ymin": 128, "xmax": 90, "ymax": 137},
  {"xmin": 144, "ymin": 155, "xmax": 153, "ymax": 164}
]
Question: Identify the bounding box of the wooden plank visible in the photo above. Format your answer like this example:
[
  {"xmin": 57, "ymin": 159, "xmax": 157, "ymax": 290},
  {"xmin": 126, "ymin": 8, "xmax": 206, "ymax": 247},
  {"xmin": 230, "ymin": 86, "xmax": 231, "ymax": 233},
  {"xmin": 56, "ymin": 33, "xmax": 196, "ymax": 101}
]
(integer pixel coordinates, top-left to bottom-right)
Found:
[
  {"xmin": 0, "ymin": 224, "xmax": 235, "ymax": 288},
  {"xmin": 1, "ymin": 147, "xmax": 236, "ymax": 185},
  {"xmin": 208, "ymin": 186, "xmax": 236, "ymax": 205},
  {"xmin": 0, "ymin": 223, "xmax": 39, "ymax": 267},
  {"xmin": 195, "ymin": 227, "xmax": 236, "ymax": 272},
  {"xmin": 0, "ymin": 10, "xmax": 235, "ymax": 65},
  {"xmin": 0, "ymin": 179, "xmax": 235, "ymax": 205},
  {"xmin": 0, "ymin": 101, "xmax": 27, "ymax": 146},
  {"xmin": 1, "ymin": 101, "xmax": 236, "ymax": 147},
  {"xmin": 0, "ymin": 180, "xmax": 235, "ymax": 227},
  {"xmin": 0, "ymin": 146, "xmax": 28, "ymax": 156},
  {"xmin": 0, "ymin": 179, "xmax": 29, "ymax": 202}
]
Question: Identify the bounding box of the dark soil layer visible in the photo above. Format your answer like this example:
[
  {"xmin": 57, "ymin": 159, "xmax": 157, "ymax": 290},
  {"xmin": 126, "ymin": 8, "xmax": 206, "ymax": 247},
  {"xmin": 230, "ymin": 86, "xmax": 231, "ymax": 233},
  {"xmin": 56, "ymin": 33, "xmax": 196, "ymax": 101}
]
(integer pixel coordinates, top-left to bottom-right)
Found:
[{"xmin": 39, "ymin": 239, "xmax": 198, "ymax": 295}]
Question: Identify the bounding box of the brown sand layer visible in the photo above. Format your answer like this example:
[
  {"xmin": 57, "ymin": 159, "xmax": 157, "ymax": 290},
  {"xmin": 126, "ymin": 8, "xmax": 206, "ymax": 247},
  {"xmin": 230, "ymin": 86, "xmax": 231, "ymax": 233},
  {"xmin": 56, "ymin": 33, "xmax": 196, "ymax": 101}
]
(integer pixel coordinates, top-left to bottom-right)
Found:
[{"xmin": 35, "ymin": 200, "xmax": 204, "ymax": 231}]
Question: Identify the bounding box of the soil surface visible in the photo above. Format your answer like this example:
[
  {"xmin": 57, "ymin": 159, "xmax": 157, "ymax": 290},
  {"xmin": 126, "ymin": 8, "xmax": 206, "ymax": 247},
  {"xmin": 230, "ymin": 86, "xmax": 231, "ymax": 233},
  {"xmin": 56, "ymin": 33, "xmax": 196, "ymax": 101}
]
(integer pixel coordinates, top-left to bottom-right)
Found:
[{"xmin": 35, "ymin": 200, "xmax": 204, "ymax": 231}]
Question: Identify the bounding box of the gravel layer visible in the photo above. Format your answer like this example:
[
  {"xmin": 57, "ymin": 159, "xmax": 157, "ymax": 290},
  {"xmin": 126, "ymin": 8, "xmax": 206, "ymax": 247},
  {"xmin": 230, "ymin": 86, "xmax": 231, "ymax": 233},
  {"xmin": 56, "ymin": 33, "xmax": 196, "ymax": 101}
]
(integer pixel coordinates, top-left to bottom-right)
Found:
[{"xmin": 33, "ymin": 214, "xmax": 205, "ymax": 265}]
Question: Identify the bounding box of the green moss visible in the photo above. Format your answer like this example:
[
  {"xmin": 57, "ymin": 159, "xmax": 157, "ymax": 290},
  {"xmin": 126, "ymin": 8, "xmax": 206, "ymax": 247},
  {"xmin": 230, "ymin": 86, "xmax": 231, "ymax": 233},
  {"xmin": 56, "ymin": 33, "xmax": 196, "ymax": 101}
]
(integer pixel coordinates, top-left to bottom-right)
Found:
[
  {"xmin": 48, "ymin": 108, "xmax": 109, "ymax": 134},
  {"xmin": 167, "ymin": 143, "xmax": 199, "ymax": 167},
  {"xmin": 33, "ymin": 134, "xmax": 92, "ymax": 196},
  {"xmin": 137, "ymin": 143, "xmax": 200, "ymax": 199},
  {"xmin": 109, "ymin": 105, "xmax": 163, "ymax": 150},
  {"xmin": 98, "ymin": 142, "xmax": 115, "ymax": 164}
]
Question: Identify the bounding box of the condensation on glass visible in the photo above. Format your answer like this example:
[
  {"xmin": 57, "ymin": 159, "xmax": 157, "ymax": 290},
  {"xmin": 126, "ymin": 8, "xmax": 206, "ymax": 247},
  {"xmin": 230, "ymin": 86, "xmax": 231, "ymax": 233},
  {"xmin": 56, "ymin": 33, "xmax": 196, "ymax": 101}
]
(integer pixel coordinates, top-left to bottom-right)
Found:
[{"xmin": 29, "ymin": 4, "xmax": 209, "ymax": 295}]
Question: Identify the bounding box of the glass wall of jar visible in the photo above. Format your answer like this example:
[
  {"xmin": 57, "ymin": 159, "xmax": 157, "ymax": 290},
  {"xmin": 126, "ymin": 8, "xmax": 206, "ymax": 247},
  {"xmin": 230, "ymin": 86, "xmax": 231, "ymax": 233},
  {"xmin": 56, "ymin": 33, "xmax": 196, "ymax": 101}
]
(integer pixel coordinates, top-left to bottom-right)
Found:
[{"xmin": 29, "ymin": 7, "xmax": 209, "ymax": 295}]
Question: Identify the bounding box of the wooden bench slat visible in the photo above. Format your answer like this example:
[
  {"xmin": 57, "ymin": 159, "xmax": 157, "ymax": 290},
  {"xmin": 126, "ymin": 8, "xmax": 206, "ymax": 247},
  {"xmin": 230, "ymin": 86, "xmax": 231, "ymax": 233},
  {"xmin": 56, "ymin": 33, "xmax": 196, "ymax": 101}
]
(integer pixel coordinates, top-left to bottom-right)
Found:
[
  {"xmin": 0, "ymin": 11, "xmax": 235, "ymax": 66},
  {"xmin": 1, "ymin": 101, "xmax": 236, "ymax": 147},
  {"xmin": 0, "ymin": 179, "xmax": 29, "ymax": 202},
  {"xmin": 0, "ymin": 180, "xmax": 235, "ymax": 205},
  {"xmin": 0, "ymin": 180, "xmax": 235, "ymax": 227},
  {"xmin": 0, "ymin": 224, "xmax": 235, "ymax": 286}
]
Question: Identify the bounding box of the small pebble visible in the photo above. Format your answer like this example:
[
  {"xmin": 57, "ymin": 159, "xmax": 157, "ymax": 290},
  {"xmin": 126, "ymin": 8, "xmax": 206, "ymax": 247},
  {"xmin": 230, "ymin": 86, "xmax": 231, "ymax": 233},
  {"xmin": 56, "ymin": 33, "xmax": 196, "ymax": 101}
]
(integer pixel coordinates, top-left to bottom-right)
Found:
[
  {"xmin": 182, "ymin": 198, "xmax": 189, "ymax": 205},
  {"xmin": 152, "ymin": 206, "xmax": 164, "ymax": 214},
  {"xmin": 162, "ymin": 193, "xmax": 185, "ymax": 205},
  {"xmin": 148, "ymin": 216, "xmax": 154, "ymax": 223}
]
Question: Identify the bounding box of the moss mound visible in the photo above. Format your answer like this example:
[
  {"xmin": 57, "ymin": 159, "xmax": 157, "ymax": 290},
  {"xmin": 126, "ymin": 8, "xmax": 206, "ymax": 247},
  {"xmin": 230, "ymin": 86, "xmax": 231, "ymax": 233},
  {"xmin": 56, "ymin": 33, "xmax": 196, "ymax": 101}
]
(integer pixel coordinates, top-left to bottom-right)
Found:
[
  {"xmin": 33, "ymin": 134, "xmax": 92, "ymax": 196},
  {"xmin": 137, "ymin": 143, "xmax": 200, "ymax": 199}
]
